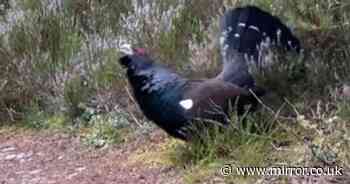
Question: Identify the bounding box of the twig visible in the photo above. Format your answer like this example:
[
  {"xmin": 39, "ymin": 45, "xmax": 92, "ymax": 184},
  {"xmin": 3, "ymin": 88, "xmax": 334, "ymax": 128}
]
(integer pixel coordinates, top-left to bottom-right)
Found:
[
  {"xmin": 124, "ymin": 85, "xmax": 143, "ymax": 128},
  {"xmin": 0, "ymin": 80, "xmax": 8, "ymax": 91},
  {"xmin": 6, "ymin": 108, "xmax": 15, "ymax": 122},
  {"xmin": 248, "ymin": 89, "xmax": 295, "ymax": 120},
  {"xmin": 249, "ymin": 90, "xmax": 306, "ymax": 144}
]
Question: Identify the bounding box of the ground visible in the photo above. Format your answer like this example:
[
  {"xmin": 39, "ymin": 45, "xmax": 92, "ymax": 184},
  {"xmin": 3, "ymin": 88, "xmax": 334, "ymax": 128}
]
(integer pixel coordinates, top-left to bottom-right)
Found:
[
  {"xmin": 1, "ymin": 127, "xmax": 349, "ymax": 184},
  {"xmin": 0, "ymin": 128, "xmax": 183, "ymax": 184}
]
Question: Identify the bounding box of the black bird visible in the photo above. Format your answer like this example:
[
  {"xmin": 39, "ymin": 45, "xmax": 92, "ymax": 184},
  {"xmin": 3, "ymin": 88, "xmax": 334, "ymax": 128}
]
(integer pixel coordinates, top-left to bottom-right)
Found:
[
  {"xmin": 118, "ymin": 6, "xmax": 300, "ymax": 140},
  {"xmin": 216, "ymin": 6, "xmax": 301, "ymax": 88},
  {"xmin": 119, "ymin": 50, "xmax": 264, "ymax": 140}
]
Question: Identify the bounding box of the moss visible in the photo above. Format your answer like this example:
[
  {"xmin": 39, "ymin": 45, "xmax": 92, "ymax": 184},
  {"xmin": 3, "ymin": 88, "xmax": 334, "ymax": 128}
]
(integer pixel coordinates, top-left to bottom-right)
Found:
[
  {"xmin": 128, "ymin": 138, "xmax": 184, "ymax": 167},
  {"xmin": 82, "ymin": 118, "xmax": 124, "ymax": 148},
  {"xmin": 23, "ymin": 106, "xmax": 68, "ymax": 130}
]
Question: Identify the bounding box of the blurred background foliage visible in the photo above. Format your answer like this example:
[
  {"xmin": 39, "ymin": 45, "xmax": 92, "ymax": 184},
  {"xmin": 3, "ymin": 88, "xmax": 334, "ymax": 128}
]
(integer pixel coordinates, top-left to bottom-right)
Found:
[
  {"xmin": 0, "ymin": 0, "xmax": 348, "ymax": 124},
  {"xmin": 0, "ymin": 0, "xmax": 349, "ymax": 183}
]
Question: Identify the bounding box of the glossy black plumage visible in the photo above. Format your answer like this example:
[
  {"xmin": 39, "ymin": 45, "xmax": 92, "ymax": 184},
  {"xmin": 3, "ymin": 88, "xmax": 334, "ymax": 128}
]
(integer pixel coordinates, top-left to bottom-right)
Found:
[
  {"xmin": 119, "ymin": 54, "xmax": 263, "ymax": 140},
  {"xmin": 119, "ymin": 6, "xmax": 300, "ymax": 140}
]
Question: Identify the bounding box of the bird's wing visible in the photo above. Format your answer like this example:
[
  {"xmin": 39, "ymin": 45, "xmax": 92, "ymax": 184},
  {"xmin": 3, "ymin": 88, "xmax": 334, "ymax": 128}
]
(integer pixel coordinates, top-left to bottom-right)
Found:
[{"xmin": 180, "ymin": 80, "xmax": 248, "ymax": 111}]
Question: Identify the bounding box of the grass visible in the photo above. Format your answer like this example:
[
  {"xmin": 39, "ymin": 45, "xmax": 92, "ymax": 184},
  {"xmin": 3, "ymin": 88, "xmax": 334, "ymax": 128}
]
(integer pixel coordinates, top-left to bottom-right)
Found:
[
  {"xmin": 169, "ymin": 112, "xmax": 298, "ymax": 183},
  {"xmin": 0, "ymin": 0, "xmax": 349, "ymax": 183},
  {"xmin": 24, "ymin": 110, "xmax": 67, "ymax": 130}
]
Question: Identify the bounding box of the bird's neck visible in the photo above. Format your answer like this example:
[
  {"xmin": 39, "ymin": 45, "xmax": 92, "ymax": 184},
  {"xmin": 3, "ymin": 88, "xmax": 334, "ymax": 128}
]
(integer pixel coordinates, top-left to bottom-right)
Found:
[{"xmin": 130, "ymin": 71, "xmax": 186, "ymax": 95}]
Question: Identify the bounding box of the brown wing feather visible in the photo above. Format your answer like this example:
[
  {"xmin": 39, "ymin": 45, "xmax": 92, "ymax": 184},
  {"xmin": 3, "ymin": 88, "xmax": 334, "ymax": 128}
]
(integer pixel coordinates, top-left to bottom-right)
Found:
[{"xmin": 182, "ymin": 79, "xmax": 249, "ymax": 123}]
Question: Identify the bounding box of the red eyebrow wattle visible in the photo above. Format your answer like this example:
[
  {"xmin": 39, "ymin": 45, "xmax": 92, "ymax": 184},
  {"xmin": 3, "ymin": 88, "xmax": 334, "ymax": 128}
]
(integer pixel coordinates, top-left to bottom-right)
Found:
[{"xmin": 133, "ymin": 48, "xmax": 146, "ymax": 55}]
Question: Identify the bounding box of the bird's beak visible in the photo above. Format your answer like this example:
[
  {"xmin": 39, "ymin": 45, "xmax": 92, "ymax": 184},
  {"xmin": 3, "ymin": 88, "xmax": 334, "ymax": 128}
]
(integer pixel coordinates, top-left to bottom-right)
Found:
[{"xmin": 119, "ymin": 43, "xmax": 134, "ymax": 56}]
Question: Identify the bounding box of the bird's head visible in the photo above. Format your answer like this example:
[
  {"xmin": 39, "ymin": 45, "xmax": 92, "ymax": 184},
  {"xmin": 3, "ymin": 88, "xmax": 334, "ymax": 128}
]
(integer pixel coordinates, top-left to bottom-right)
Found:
[
  {"xmin": 118, "ymin": 45, "xmax": 155, "ymax": 81},
  {"xmin": 119, "ymin": 53, "xmax": 153, "ymax": 72},
  {"xmin": 119, "ymin": 43, "xmax": 147, "ymax": 56},
  {"xmin": 119, "ymin": 43, "xmax": 152, "ymax": 70},
  {"xmin": 118, "ymin": 43, "xmax": 183, "ymax": 92}
]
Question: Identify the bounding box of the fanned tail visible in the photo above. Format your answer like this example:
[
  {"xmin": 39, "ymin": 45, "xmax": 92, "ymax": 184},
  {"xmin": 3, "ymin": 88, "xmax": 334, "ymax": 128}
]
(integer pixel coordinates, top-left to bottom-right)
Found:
[{"xmin": 217, "ymin": 6, "xmax": 301, "ymax": 88}]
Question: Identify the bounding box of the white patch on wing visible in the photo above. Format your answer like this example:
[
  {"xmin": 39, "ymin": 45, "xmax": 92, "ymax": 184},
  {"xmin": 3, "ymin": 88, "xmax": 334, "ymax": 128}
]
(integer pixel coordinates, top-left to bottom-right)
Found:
[
  {"xmin": 234, "ymin": 33, "xmax": 240, "ymax": 38},
  {"xmin": 179, "ymin": 99, "xmax": 193, "ymax": 110}
]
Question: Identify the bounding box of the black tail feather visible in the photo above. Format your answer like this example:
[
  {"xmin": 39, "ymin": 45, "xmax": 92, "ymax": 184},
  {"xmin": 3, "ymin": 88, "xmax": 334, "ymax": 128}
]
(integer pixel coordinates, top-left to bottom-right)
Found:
[
  {"xmin": 220, "ymin": 6, "xmax": 301, "ymax": 57},
  {"xmin": 218, "ymin": 6, "xmax": 301, "ymax": 89}
]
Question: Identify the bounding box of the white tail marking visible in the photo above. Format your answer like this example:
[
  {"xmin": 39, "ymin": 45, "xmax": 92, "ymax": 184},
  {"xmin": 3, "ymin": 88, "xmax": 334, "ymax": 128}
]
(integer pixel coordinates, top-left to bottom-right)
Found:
[
  {"xmin": 238, "ymin": 22, "xmax": 246, "ymax": 27},
  {"xmin": 248, "ymin": 25, "xmax": 260, "ymax": 32}
]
